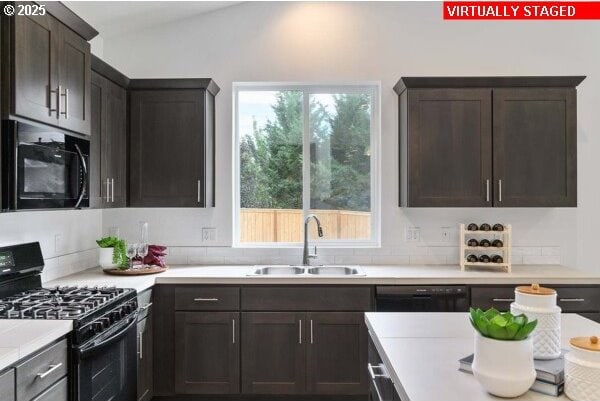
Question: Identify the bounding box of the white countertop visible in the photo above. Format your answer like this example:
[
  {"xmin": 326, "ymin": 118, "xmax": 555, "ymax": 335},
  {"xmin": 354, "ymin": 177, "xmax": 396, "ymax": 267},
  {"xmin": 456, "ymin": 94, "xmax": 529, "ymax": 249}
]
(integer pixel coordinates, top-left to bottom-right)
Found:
[
  {"xmin": 45, "ymin": 264, "xmax": 600, "ymax": 293},
  {"xmin": 0, "ymin": 320, "xmax": 72, "ymax": 372},
  {"xmin": 365, "ymin": 312, "xmax": 600, "ymax": 401}
]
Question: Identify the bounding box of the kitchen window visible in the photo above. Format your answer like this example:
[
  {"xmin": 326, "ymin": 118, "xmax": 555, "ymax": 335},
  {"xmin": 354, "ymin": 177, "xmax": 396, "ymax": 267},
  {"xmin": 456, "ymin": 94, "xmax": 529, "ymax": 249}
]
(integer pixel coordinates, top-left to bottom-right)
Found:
[{"xmin": 234, "ymin": 83, "xmax": 380, "ymax": 246}]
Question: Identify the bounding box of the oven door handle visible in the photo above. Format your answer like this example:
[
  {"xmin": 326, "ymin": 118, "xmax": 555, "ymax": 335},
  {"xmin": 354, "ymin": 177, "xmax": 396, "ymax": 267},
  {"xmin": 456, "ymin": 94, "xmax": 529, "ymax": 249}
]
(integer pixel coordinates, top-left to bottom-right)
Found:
[
  {"xmin": 78, "ymin": 313, "xmax": 137, "ymax": 359},
  {"xmin": 73, "ymin": 144, "xmax": 88, "ymax": 209}
]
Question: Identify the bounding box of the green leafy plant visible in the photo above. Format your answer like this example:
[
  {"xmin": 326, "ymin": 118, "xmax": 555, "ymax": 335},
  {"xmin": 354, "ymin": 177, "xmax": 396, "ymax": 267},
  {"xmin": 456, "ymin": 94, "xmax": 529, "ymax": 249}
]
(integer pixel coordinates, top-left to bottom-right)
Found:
[
  {"xmin": 469, "ymin": 307, "xmax": 537, "ymax": 341},
  {"xmin": 96, "ymin": 236, "xmax": 128, "ymax": 269}
]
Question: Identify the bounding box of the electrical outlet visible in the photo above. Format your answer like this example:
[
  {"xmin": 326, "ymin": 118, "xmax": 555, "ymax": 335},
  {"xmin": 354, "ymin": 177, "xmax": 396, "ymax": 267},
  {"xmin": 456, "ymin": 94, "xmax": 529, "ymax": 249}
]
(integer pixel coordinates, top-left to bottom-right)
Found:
[
  {"xmin": 54, "ymin": 234, "xmax": 62, "ymax": 253},
  {"xmin": 405, "ymin": 227, "xmax": 420, "ymax": 242},
  {"xmin": 441, "ymin": 227, "xmax": 452, "ymax": 243},
  {"xmin": 202, "ymin": 228, "xmax": 217, "ymax": 242}
]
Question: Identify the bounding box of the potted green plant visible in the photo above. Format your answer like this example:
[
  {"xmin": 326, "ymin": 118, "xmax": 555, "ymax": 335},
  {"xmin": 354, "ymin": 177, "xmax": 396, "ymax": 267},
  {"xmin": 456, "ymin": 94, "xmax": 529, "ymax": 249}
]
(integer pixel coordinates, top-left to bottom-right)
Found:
[
  {"xmin": 96, "ymin": 236, "xmax": 128, "ymax": 270},
  {"xmin": 469, "ymin": 307, "xmax": 538, "ymax": 398}
]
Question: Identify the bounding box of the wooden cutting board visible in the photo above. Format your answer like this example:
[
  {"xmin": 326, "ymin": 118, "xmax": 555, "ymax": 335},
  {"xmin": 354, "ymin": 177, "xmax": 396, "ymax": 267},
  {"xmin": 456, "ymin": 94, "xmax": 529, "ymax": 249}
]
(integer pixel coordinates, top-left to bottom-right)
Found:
[{"xmin": 103, "ymin": 266, "xmax": 167, "ymax": 276}]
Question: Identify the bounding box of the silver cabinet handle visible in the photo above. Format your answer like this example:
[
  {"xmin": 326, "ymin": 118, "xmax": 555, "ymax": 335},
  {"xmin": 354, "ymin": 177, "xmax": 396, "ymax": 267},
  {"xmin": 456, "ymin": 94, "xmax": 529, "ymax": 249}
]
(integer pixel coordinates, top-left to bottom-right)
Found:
[
  {"xmin": 60, "ymin": 88, "xmax": 69, "ymax": 119},
  {"xmin": 197, "ymin": 180, "xmax": 201, "ymax": 203},
  {"xmin": 368, "ymin": 363, "xmax": 389, "ymax": 401},
  {"xmin": 492, "ymin": 298, "xmax": 515, "ymax": 302},
  {"xmin": 232, "ymin": 319, "xmax": 236, "ymax": 344},
  {"xmin": 36, "ymin": 363, "xmax": 63, "ymax": 379},
  {"xmin": 140, "ymin": 302, "xmax": 153, "ymax": 311},
  {"xmin": 486, "ymin": 179, "xmax": 490, "ymax": 202},
  {"xmin": 106, "ymin": 178, "xmax": 110, "ymax": 202},
  {"xmin": 498, "ymin": 179, "xmax": 502, "ymax": 202},
  {"xmin": 299, "ymin": 319, "xmax": 302, "ymax": 344},
  {"xmin": 111, "ymin": 178, "xmax": 115, "ymax": 203},
  {"xmin": 560, "ymin": 298, "xmax": 585, "ymax": 302},
  {"xmin": 139, "ymin": 333, "xmax": 143, "ymax": 360},
  {"xmin": 193, "ymin": 298, "xmax": 219, "ymax": 302},
  {"xmin": 49, "ymin": 86, "xmax": 60, "ymax": 116},
  {"xmin": 310, "ymin": 319, "xmax": 314, "ymax": 344}
]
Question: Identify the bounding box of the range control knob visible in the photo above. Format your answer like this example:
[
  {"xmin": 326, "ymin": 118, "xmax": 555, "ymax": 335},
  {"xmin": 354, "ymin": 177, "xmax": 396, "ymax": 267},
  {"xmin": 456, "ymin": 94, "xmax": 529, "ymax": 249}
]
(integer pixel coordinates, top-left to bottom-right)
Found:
[
  {"xmin": 92, "ymin": 322, "xmax": 105, "ymax": 334},
  {"xmin": 122, "ymin": 303, "xmax": 133, "ymax": 314},
  {"xmin": 110, "ymin": 310, "xmax": 122, "ymax": 322}
]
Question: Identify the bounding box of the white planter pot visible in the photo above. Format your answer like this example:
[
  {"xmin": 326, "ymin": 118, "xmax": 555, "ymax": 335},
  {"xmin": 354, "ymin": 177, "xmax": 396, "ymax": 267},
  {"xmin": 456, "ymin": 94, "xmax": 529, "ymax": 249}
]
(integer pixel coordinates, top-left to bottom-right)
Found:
[
  {"xmin": 472, "ymin": 333, "xmax": 536, "ymax": 398},
  {"xmin": 98, "ymin": 248, "xmax": 118, "ymax": 270}
]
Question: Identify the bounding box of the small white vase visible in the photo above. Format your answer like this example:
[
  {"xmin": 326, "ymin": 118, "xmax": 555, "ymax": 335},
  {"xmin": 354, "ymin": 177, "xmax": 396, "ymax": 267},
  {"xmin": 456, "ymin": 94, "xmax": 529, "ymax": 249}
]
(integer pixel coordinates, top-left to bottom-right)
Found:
[
  {"xmin": 472, "ymin": 333, "xmax": 536, "ymax": 398},
  {"xmin": 565, "ymin": 336, "xmax": 600, "ymax": 401},
  {"xmin": 98, "ymin": 248, "xmax": 118, "ymax": 270}
]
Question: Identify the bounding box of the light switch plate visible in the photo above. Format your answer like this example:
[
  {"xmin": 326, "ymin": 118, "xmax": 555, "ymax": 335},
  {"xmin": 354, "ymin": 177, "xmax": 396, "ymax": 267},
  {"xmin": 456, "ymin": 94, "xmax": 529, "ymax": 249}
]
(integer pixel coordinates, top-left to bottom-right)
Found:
[
  {"xmin": 405, "ymin": 227, "xmax": 420, "ymax": 242},
  {"xmin": 202, "ymin": 228, "xmax": 217, "ymax": 242}
]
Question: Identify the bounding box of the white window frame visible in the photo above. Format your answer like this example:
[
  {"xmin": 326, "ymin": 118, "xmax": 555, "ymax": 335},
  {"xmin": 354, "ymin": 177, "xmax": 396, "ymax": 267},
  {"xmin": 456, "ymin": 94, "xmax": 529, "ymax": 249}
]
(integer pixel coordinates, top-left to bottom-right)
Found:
[{"xmin": 233, "ymin": 82, "xmax": 381, "ymax": 248}]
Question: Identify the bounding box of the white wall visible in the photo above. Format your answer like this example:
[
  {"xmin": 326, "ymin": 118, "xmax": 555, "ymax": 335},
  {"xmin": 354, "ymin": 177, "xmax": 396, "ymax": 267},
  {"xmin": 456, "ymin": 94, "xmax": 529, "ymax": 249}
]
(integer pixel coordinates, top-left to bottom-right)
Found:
[
  {"xmin": 97, "ymin": 1, "xmax": 600, "ymax": 269},
  {"xmin": 0, "ymin": 210, "xmax": 102, "ymax": 282}
]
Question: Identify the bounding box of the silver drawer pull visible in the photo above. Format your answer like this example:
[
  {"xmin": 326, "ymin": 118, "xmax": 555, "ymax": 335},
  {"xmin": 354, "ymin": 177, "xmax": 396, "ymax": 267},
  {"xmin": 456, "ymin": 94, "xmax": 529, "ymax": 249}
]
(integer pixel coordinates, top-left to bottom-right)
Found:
[
  {"xmin": 193, "ymin": 298, "xmax": 219, "ymax": 302},
  {"xmin": 139, "ymin": 333, "xmax": 143, "ymax": 360},
  {"xmin": 36, "ymin": 363, "xmax": 62, "ymax": 379},
  {"xmin": 560, "ymin": 298, "xmax": 585, "ymax": 302},
  {"xmin": 492, "ymin": 298, "xmax": 515, "ymax": 302},
  {"xmin": 368, "ymin": 362, "xmax": 389, "ymax": 379},
  {"xmin": 299, "ymin": 320, "xmax": 302, "ymax": 344},
  {"xmin": 140, "ymin": 302, "xmax": 153, "ymax": 310}
]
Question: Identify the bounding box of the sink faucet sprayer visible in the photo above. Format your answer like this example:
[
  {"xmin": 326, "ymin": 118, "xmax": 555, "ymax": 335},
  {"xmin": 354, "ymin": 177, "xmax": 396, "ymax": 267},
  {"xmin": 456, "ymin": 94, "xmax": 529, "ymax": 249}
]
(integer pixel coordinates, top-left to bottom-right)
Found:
[{"xmin": 303, "ymin": 214, "xmax": 324, "ymax": 266}]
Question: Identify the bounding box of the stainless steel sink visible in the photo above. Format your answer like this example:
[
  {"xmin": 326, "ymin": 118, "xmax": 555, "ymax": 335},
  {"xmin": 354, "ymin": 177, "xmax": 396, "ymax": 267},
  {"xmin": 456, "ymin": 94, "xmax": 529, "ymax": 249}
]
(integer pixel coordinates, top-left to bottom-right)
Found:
[
  {"xmin": 248, "ymin": 266, "xmax": 305, "ymax": 276},
  {"xmin": 307, "ymin": 266, "xmax": 365, "ymax": 276},
  {"xmin": 247, "ymin": 265, "xmax": 365, "ymax": 276}
]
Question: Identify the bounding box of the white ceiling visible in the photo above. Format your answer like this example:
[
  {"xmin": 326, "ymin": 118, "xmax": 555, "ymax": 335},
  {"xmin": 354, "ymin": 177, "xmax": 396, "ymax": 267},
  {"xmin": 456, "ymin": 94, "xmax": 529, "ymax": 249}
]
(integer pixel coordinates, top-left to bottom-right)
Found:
[{"xmin": 64, "ymin": 1, "xmax": 241, "ymax": 38}]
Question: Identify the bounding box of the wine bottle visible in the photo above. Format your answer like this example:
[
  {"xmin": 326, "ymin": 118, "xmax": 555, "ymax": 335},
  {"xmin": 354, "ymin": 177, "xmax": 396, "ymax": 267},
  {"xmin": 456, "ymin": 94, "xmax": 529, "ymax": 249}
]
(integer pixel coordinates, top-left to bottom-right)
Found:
[
  {"xmin": 491, "ymin": 255, "xmax": 504, "ymax": 263},
  {"xmin": 479, "ymin": 254, "xmax": 491, "ymax": 263},
  {"xmin": 466, "ymin": 254, "xmax": 478, "ymax": 263},
  {"xmin": 492, "ymin": 223, "xmax": 504, "ymax": 231},
  {"xmin": 480, "ymin": 223, "xmax": 491, "ymax": 231},
  {"xmin": 479, "ymin": 239, "xmax": 491, "ymax": 248},
  {"xmin": 492, "ymin": 239, "xmax": 504, "ymax": 248},
  {"xmin": 467, "ymin": 223, "xmax": 479, "ymax": 231},
  {"xmin": 467, "ymin": 239, "xmax": 479, "ymax": 247}
]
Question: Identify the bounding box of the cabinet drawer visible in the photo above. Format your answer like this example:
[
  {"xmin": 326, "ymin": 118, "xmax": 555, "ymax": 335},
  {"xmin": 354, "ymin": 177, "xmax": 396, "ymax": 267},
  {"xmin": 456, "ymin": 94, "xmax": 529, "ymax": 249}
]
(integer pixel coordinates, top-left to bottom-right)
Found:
[
  {"xmin": 16, "ymin": 340, "xmax": 68, "ymax": 401},
  {"xmin": 242, "ymin": 286, "xmax": 373, "ymax": 311},
  {"xmin": 557, "ymin": 287, "xmax": 600, "ymax": 313},
  {"xmin": 138, "ymin": 288, "xmax": 153, "ymax": 320},
  {"xmin": 31, "ymin": 377, "xmax": 67, "ymax": 401},
  {"xmin": 174, "ymin": 286, "xmax": 239, "ymax": 311},
  {"xmin": 0, "ymin": 368, "xmax": 15, "ymax": 401},
  {"xmin": 471, "ymin": 286, "xmax": 600, "ymax": 313}
]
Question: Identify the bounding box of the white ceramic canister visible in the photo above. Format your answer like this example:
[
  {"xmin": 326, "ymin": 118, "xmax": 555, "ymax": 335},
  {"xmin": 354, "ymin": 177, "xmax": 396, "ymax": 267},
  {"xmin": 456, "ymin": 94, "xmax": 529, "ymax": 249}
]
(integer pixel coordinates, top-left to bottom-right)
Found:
[
  {"xmin": 472, "ymin": 333, "xmax": 536, "ymax": 398},
  {"xmin": 565, "ymin": 336, "xmax": 600, "ymax": 401},
  {"xmin": 510, "ymin": 283, "xmax": 561, "ymax": 360}
]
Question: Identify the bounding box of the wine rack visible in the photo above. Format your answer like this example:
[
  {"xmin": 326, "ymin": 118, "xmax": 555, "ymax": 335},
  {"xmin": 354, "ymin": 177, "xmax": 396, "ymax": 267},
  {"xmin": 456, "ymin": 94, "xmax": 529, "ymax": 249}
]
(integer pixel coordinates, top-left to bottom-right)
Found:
[{"xmin": 460, "ymin": 223, "xmax": 512, "ymax": 273}]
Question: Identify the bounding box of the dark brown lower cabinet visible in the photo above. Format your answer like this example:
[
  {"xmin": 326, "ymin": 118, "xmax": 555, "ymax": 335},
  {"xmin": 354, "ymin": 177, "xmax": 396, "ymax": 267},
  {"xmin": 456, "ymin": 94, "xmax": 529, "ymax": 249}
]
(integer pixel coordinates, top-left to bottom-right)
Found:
[
  {"xmin": 137, "ymin": 314, "xmax": 153, "ymax": 401},
  {"xmin": 306, "ymin": 312, "xmax": 368, "ymax": 394},
  {"xmin": 174, "ymin": 311, "xmax": 240, "ymax": 394},
  {"xmin": 241, "ymin": 312, "xmax": 305, "ymax": 394}
]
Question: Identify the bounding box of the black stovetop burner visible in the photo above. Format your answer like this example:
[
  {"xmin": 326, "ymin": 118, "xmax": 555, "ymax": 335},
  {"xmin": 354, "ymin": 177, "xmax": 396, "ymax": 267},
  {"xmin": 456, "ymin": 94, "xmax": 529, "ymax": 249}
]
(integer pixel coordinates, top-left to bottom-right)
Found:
[{"xmin": 0, "ymin": 285, "xmax": 132, "ymax": 320}]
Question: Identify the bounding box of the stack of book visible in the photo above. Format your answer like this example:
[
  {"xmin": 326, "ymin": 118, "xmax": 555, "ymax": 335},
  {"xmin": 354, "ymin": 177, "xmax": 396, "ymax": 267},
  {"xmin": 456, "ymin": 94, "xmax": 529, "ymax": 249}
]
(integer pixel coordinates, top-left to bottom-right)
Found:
[{"xmin": 459, "ymin": 352, "xmax": 565, "ymax": 396}]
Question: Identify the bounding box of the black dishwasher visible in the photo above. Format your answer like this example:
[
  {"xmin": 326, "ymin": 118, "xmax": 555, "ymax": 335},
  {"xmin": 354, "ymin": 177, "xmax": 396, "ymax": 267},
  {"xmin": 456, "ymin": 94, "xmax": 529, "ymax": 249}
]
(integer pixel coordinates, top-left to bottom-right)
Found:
[{"xmin": 375, "ymin": 286, "xmax": 469, "ymax": 312}]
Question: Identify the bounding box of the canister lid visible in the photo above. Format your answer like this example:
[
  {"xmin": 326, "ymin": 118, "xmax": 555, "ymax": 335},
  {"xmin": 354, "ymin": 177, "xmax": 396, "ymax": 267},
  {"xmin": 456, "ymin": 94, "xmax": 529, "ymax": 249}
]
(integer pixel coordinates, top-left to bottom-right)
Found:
[
  {"xmin": 515, "ymin": 283, "xmax": 556, "ymax": 295},
  {"xmin": 570, "ymin": 336, "xmax": 600, "ymax": 352}
]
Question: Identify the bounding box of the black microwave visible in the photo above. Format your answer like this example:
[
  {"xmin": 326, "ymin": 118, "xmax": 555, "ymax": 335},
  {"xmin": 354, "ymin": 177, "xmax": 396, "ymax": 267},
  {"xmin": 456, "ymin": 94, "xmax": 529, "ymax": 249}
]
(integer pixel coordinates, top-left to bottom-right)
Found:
[{"xmin": 1, "ymin": 120, "xmax": 89, "ymax": 210}]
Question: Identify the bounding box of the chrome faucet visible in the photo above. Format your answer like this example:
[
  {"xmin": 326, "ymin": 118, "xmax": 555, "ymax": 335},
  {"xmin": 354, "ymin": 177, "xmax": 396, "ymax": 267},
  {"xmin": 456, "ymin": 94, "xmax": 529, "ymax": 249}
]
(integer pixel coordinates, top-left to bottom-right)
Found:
[{"xmin": 303, "ymin": 214, "xmax": 324, "ymax": 266}]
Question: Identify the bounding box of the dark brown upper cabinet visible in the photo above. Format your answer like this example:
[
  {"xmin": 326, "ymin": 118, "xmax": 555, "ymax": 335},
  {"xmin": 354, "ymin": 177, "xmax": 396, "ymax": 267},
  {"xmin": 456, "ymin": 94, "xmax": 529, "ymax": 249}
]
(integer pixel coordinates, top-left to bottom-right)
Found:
[
  {"xmin": 2, "ymin": 6, "xmax": 95, "ymax": 136},
  {"xmin": 129, "ymin": 79, "xmax": 219, "ymax": 207},
  {"xmin": 90, "ymin": 59, "xmax": 128, "ymax": 208},
  {"xmin": 395, "ymin": 76, "xmax": 585, "ymax": 207}
]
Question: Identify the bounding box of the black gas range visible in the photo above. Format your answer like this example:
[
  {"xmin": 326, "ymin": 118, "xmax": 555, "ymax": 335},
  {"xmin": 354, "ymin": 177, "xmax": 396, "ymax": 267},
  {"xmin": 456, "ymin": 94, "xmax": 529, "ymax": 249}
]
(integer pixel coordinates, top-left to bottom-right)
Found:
[{"xmin": 0, "ymin": 242, "xmax": 138, "ymax": 401}]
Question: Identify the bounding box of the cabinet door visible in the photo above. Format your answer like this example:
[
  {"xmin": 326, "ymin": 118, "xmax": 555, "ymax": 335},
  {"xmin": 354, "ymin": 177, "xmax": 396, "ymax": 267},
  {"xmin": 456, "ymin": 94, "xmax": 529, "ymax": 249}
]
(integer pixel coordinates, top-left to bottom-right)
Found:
[
  {"xmin": 306, "ymin": 312, "xmax": 368, "ymax": 395},
  {"xmin": 174, "ymin": 312, "xmax": 239, "ymax": 394},
  {"xmin": 137, "ymin": 315, "xmax": 153, "ymax": 401},
  {"xmin": 406, "ymin": 89, "xmax": 492, "ymax": 207},
  {"xmin": 493, "ymin": 88, "xmax": 577, "ymax": 206},
  {"xmin": 0, "ymin": 368, "xmax": 14, "ymax": 401},
  {"xmin": 89, "ymin": 71, "xmax": 106, "ymax": 208},
  {"xmin": 241, "ymin": 312, "xmax": 305, "ymax": 394},
  {"xmin": 130, "ymin": 90, "xmax": 207, "ymax": 207},
  {"xmin": 57, "ymin": 23, "xmax": 91, "ymax": 135},
  {"xmin": 12, "ymin": 13, "xmax": 59, "ymax": 125},
  {"xmin": 106, "ymin": 80, "xmax": 127, "ymax": 207}
]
